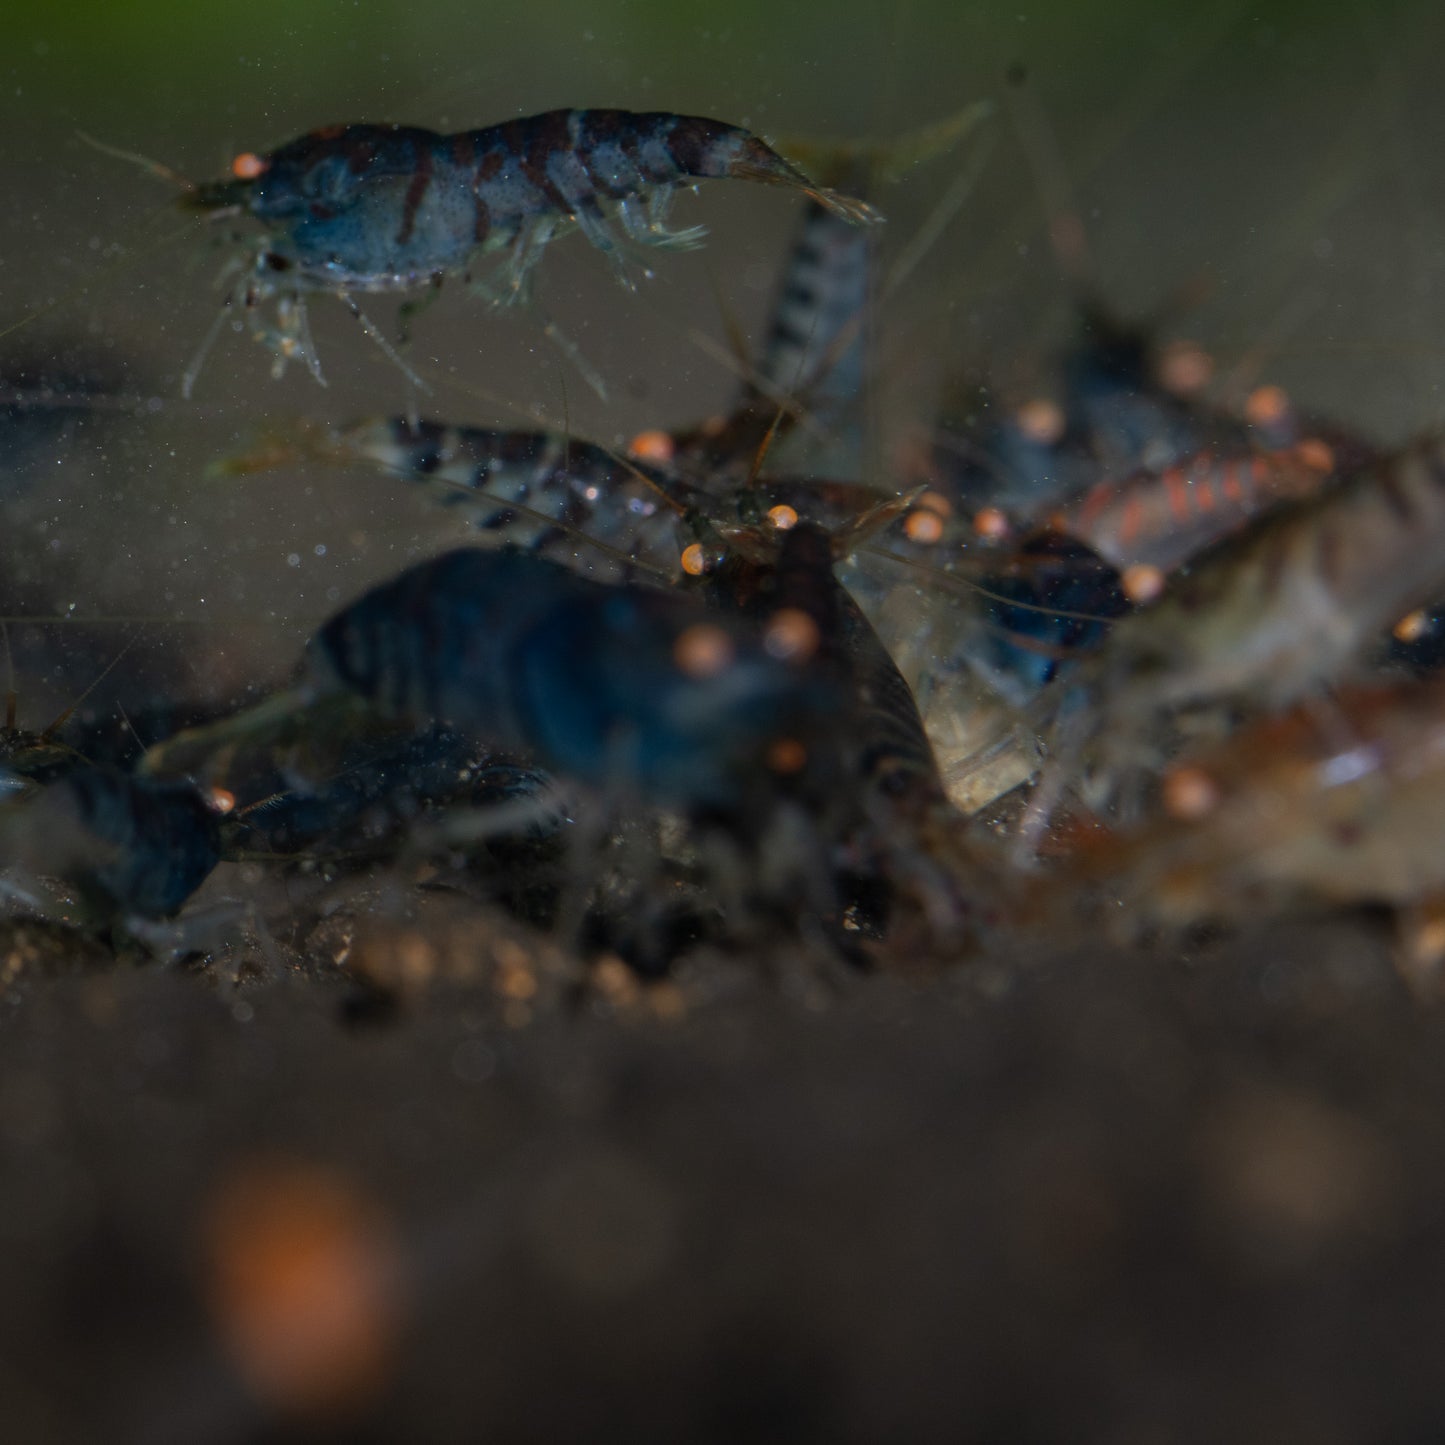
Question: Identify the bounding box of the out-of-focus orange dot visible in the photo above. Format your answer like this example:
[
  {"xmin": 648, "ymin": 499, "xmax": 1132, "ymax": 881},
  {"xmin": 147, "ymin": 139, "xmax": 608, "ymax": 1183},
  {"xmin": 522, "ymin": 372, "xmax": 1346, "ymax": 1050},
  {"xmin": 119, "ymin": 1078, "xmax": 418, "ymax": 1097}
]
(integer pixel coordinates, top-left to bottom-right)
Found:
[
  {"xmin": 674, "ymin": 624, "xmax": 735, "ymax": 678},
  {"xmin": 767, "ymin": 503, "xmax": 799, "ymax": 531},
  {"xmin": 917, "ymin": 490, "xmax": 953, "ymax": 517},
  {"xmin": 1015, "ymin": 397, "xmax": 1065, "ymax": 446},
  {"xmin": 627, "ymin": 429, "xmax": 675, "ymax": 464},
  {"xmin": 1121, "ymin": 563, "xmax": 1166, "ymax": 604},
  {"xmin": 1394, "ymin": 609, "xmax": 1430, "ymax": 643},
  {"xmin": 1245, "ymin": 384, "xmax": 1291, "ymax": 428},
  {"xmin": 1162, "ymin": 765, "xmax": 1220, "ymax": 821},
  {"xmin": 1158, "ymin": 340, "xmax": 1214, "ymax": 396},
  {"xmin": 904, "ymin": 509, "xmax": 944, "ymax": 544},
  {"xmin": 680, "ymin": 543, "xmax": 709, "ymax": 576},
  {"xmin": 1294, "ymin": 437, "xmax": 1335, "ymax": 474},
  {"xmin": 763, "ymin": 607, "xmax": 821, "ymax": 662},
  {"xmin": 207, "ymin": 787, "xmax": 237, "ymax": 815},
  {"xmin": 973, "ymin": 506, "xmax": 1011, "ymax": 541},
  {"xmin": 231, "ymin": 152, "xmax": 268, "ymax": 180},
  {"xmin": 766, "ymin": 737, "xmax": 808, "ymax": 774},
  {"xmin": 203, "ymin": 1160, "xmax": 399, "ymax": 1421}
]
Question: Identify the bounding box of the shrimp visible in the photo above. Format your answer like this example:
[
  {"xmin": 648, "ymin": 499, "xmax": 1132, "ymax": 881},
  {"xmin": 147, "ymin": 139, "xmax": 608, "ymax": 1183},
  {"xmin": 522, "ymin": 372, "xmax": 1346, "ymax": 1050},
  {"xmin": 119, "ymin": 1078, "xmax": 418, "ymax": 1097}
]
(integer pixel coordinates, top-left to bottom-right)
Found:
[
  {"xmin": 221, "ymin": 415, "xmax": 685, "ymax": 584},
  {"xmin": 220, "ymin": 412, "xmax": 916, "ymax": 592},
  {"xmin": 144, "ymin": 548, "xmax": 848, "ymax": 823},
  {"xmin": 226, "ymin": 721, "xmax": 559, "ymax": 861},
  {"xmin": 1051, "ymin": 676, "xmax": 1445, "ymax": 990},
  {"xmin": 181, "ymin": 111, "xmax": 882, "ymax": 391},
  {"xmin": 1041, "ymin": 434, "xmax": 1445, "ymax": 814},
  {"xmin": 1039, "ymin": 442, "xmax": 1342, "ymax": 576},
  {"xmin": 1, "ymin": 764, "xmax": 222, "ymax": 922}
]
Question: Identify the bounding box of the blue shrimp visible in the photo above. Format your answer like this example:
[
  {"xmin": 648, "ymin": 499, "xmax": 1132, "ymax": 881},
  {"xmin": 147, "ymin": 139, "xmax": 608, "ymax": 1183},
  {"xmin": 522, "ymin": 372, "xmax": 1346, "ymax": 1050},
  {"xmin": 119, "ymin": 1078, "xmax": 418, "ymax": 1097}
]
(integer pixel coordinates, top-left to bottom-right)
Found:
[
  {"xmin": 145, "ymin": 548, "xmax": 848, "ymax": 822},
  {"xmin": 1, "ymin": 764, "xmax": 221, "ymax": 921},
  {"xmin": 181, "ymin": 110, "xmax": 881, "ymax": 392}
]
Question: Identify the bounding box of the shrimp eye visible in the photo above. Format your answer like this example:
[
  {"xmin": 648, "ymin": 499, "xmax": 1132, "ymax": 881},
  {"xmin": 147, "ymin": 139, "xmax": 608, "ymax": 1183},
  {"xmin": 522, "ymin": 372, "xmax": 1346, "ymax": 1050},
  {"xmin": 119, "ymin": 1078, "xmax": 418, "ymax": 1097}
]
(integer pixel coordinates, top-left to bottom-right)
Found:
[{"xmin": 231, "ymin": 152, "xmax": 269, "ymax": 181}]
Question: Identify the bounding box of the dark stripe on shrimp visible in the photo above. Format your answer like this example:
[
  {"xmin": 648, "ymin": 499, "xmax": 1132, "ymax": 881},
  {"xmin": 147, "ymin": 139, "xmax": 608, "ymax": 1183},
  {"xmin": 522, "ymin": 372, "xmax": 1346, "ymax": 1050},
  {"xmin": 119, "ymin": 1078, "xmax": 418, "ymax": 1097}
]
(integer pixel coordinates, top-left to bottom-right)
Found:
[
  {"xmin": 518, "ymin": 110, "xmax": 575, "ymax": 207},
  {"xmin": 397, "ymin": 144, "xmax": 435, "ymax": 247}
]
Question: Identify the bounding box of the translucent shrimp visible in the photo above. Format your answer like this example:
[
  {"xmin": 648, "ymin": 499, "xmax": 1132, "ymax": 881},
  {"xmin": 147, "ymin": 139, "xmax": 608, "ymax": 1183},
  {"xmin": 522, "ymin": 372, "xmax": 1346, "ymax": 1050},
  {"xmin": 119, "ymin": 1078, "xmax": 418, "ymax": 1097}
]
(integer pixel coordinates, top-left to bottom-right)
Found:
[
  {"xmin": 1039, "ymin": 434, "xmax": 1445, "ymax": 814},
  {"xmin": 1051, "ymin": 676, "xmax": 1445, "ymax": 990},
  {"xmin": 181, "ymin": 110, "xmax": 882, "ymax": 391}
]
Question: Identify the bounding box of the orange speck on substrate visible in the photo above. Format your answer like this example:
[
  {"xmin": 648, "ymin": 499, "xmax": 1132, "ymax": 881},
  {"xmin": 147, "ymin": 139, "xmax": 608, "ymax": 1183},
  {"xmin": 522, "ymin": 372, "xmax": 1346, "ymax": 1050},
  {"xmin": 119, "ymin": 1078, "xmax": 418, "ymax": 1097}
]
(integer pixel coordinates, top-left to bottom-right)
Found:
[
  {"xmin": 763, "ymin": 607, "xmax": 821, "ymax": 662},
  {"xmin": 904, "ymin": 509, "xmax": 944, "ymax": 544},
  {"xmin": 1295, "ymin": 437, "xmax": 1336, "ymax": 474},
  {"xmin": 231, "ymin": 152, "xmax": 269, "ymax": 181},
  {"xmin": 627, "ymin": 429, "xmax": 675, "ymax": 464},
  {"xmin": 1014, "ymin": 397, "xmax": 1065, "ymax": 446},
  {"xmin": 973, "ymin": 506, "xmax": 1011, "ymax": 541},
  {"xmin": 680, "ymin": 543, "xmax": 709, "ymax": 577},
  {"xmin": 1121, "ymin": 563, "xmax": 1166, "ymax": 604},
  {"xmin": 1162, "ymin": 765, "xmax": 1220, "ymax": 821},
  {"xmin": 203, "ymin": 1160, "xmax": 400, "ymax": 1421},
  {"xmin": 767, "ymin": 503, "xmax": 799, "ymax": 531},
  {"xmin": 1245, "ymin": 384, "xmax": 1291, "ymax": 428},
  {"xmin": 766, "ymin": 737, "xmax": 809, "ymax": 774},
  {"xmin": 1394, "ymin": 609, "xmax": 1430, "ymax": 643},
  {"xmin": 673, "ymin": 624, "xmax": 735, "ymax": 678}
]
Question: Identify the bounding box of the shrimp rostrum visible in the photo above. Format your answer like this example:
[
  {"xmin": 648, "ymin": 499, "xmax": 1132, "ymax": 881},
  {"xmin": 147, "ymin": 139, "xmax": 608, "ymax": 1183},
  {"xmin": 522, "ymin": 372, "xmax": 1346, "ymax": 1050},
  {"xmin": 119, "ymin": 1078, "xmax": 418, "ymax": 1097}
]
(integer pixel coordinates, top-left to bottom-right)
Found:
[{"xmin": 181, "ymin": 110, "xmax": 882, "ymax": 388}]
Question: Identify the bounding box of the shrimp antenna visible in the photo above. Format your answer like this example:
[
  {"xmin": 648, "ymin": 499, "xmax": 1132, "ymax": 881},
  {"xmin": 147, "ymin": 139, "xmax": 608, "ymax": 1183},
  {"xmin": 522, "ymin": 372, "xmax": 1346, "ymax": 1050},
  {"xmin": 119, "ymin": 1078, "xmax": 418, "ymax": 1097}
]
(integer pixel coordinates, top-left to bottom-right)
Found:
[
  {"xmin": 75, "ymin": 131, "xmax": 197, "ymax": 193},
  {"xmin": 40, "ymin": 633, "xmax": 141, "ymax": 742}
]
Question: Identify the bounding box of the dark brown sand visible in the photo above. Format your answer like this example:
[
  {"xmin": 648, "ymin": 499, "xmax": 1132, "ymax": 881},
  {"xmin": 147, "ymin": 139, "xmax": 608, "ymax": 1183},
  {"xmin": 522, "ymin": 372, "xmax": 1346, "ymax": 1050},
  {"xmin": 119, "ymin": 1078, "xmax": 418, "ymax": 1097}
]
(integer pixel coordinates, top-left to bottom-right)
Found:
[{"xmin": 2, "ymin": 907, "xmax": 1440, "ymax": 1444}]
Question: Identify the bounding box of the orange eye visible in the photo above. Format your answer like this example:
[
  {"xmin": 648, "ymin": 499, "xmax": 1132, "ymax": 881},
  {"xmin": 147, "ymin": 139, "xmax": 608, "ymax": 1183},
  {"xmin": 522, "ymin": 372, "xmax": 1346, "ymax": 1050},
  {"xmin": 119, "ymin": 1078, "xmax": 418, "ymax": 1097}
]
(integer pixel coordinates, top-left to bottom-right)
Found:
[
  {"xmin": 1294, "ymin": 438, "xmax": 1335, "ymax": 474},
  {"xmin": 766, "ymin": 504, "xmax": 799, "ymax": 531},
  {"xmin": 973, "ymin": 506, "xmax": 1010, "ymax": 541},
  {"xmin": 904, "ymin": 509, "xmax": 943, "ymax": 544},
  {"xmin": 628, "ymin": 429, "xmax": 675, "ymax": 464},
  {"xmin": 763, "ymin": 608, "xmax": 820, "ymax": 662},
  {"xmin": 1121, "ymin": 563, "xmax": 1165, "ymax": 604},
  {"xmin": 1245, "ymin": 384, "xmax": 1290, "ymax": 428},
  {"xmin": 1015, "ymin": 397, "xmax": 1065, "ymax": 446},
  {"xmin": 680, "ymin": 543, "xmax": 709, "ymax": 576},
  {"xmin": 231, "ymin": 152, "xmax": 268, "ymax": 181},
  {"xmin": 766, "ymin": 738, "xmax": 809, "ymax": 775},
  {"xmin": 1394, "ymin": 609, "xmax": 1429, "ymax": 644},
  {"xmin": 673, "ymin": 624, "xmax": 735, "ymax": 678},
  {"xmin": 1162, "ymin": 765, "xmax": 1219, "ymax": 820},
  {"xmin": 1158, "ymin": 339, "xmax": 1213, "ymax": 396}
]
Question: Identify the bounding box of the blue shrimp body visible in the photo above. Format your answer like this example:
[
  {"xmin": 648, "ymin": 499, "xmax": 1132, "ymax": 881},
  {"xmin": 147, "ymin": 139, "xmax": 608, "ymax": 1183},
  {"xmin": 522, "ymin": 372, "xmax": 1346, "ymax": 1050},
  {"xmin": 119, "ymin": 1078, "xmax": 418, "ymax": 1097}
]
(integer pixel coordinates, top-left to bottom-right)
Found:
[
  {"xmin": 4, "ymin": 766, "xmax": 221, "ymax": 919},
  {"xmin": 183, "ymin": 110, "xmax": 879, "ymax": 390},
  {"xmin": 309, "ymin": 548, "xmax": 846, "ymax": 816}
]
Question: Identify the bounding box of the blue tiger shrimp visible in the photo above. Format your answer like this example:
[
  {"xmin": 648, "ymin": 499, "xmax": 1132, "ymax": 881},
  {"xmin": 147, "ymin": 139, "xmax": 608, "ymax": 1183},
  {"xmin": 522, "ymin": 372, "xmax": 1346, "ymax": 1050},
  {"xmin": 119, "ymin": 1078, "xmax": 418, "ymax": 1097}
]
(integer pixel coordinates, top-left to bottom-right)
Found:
[
  {"xmin": 142, "ymin": 547, "xmax": 851, "ymax": 825},
  {"xmin": 176, "ymin": 110, "xmax": 882, "ymax": 393}
]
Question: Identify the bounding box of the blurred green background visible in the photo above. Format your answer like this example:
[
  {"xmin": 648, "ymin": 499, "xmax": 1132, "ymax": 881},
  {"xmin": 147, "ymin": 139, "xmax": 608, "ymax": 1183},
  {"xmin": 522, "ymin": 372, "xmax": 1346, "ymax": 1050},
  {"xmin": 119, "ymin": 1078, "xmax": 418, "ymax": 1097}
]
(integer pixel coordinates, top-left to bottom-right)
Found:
[{"xmin": 1, "ymin": 0, "xmax": 1441, "ymax": 718}]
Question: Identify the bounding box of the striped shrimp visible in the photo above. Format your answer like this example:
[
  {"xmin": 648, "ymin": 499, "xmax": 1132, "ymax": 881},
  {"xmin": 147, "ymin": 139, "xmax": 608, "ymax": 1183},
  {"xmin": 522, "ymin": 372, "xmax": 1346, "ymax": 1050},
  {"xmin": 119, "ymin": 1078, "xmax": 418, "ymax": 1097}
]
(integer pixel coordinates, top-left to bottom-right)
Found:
[
  {"xmin": 219, "ymin": 413, "xmax": 912, "ymax": 589},
  {"xmin": 143, "ymin": 547, "xmax": 849, "ymax": 824},
  {"xmin": 181, "ymin": 110, "xmax": 881, "ymax": 392},
  {"xmin": 220, "ymin": 415, "xmax": 686, "ymax": 584},
  {"xmin": 1038, "ymin": 434, "xmax": 1445, "ymax": 816},
  {"xmin": 1039, "ymin": 440, "xmax": 1345, "ymax": 581}
]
